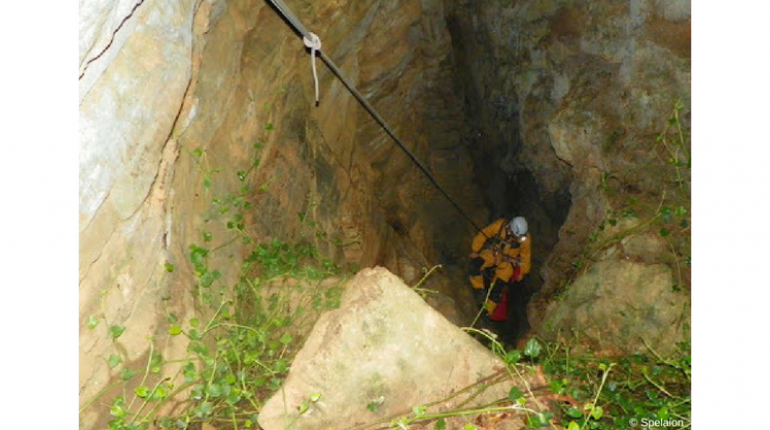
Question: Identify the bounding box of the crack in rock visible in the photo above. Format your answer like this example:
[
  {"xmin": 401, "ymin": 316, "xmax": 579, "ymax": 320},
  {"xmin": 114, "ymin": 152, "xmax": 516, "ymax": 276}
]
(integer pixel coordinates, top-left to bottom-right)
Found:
[{"xmin": 79, "ymin": 0, "xmax": 147, "ymax": 80}]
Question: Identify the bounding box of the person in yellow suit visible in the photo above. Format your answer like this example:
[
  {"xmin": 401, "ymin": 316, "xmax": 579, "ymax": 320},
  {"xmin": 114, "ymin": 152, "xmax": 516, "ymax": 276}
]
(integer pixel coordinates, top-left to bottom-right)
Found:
[{"xmin": 469, "ymin": 216, "xmax": 531, "ymax": 321}]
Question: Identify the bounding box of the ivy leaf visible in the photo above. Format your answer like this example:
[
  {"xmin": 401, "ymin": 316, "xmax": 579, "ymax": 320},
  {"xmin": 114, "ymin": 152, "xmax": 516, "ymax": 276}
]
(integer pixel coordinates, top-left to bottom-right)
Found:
[
  {"xmin": 537, "ymin": 412, "xmax": 554, "ymax": 426},
  {"xmin": 183, "ymin": 362, "xmax": 197, "ymax": 382},
  {"xmin": 549, "ymin": 379, "xmax": 564, "ymax": 394},
  {"xmin": 190, "ymin": 245, "xmax": 210, "ymax": 267},
  {"xmin": 109, "ymin": 325, "xmax": 126, "ymax": 339},
  {"xmin": 110, "ymin": 397, "xmax": 126, "ymax": 418},
  {"xmin": 164, "ymin": 262, "xmax": 175, "ymax": 273},
  {"xmin": 523, "ymin": 338, "xmax": 542, "ymax": 359},
  {"xmin": 188, "ymin": 329, "xmax": 203, "ymax": 341},
  {"xmin": 567, "ymin": 421, "xmax": 580, "ymax": 430},
  {"xmin": 435, "ymin": 418, "xmax": 446, "ymax": 430},
  {"xmin": 206, "ymin": 383, "xmax": 223, "ymax": 398},
  {"xmin": 120, "ymin": 367, "xmax": 136, "ymax": 381},
  {"xmin": 135, "ymin": 386, "xmax": 149, "ymax": 398},
  {"xmin": 152, "ymin": 384, "xmax": 168, "ymax": 400},
  {"xmin": 195, "ymin": 401, "xmax": 213, "ymax": 418},
  {"xmin": 168, "ymin": 325, "xmax": 182, "ymax": 336},
  {"xmin": 108, "ymin": 354, "xmax": 122, "ymax": 369},
  {"xmin": 269, "ymin": 377, "xmax": 282, "ymax": 391},
  {"xmin": 566, "ymin": 407, "xmax": 583, "ymax": 419},
  {"xmin": 87, "ymin": 315, "xmax": 99, "ymax": 329},
  {"xmin": 508, "ymin": 387, "xmax": 524, "ymax": 401},
  {"xmin": 310, "ymin": 392, "xmax": 322, "ymax": 402},
  {"xmin": 504, "ymin": 349, "xmax": 521, "ymax": 364},
  {"xmin": 657, "ymin": 406, "xmax": 670, "ymax": 420},
  {"xmin": 200, "ymin": 271, "xmax": 216, "ymax": 288},
  {"xmin": 225, "ymin": 390, "xmax": 243, "ymax": 406},
  {"xmin": 150, "ymin": 352, "xmax": 163, "ymax": 374},
  {"xmin": 273, "ymin": 358, "xmax": 288, "ymax": 373},
  {"xmin": 279, "ymin": 333, "xmax": 293, "ymax": 345},
  {"xmin": 412, "ymin": 405, "xmax": 427, "ymax": 417},
  {"xmin": 591, "ymin": 405, "xmax": 604, "ymax": 420},
  {"xmin": 193, "ymin": 148, "xmax": 203, "ymax": 157}
]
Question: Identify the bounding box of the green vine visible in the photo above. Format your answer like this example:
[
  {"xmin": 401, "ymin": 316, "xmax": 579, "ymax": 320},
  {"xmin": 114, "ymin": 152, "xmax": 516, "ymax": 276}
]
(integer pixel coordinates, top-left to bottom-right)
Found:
[
  {"xmin": 81, "ymin": 124, "xmax": 349, "ymax": 430},
  {"xmin": 555, "ymin": 99, "xmax": 691, "ymax": 299}
]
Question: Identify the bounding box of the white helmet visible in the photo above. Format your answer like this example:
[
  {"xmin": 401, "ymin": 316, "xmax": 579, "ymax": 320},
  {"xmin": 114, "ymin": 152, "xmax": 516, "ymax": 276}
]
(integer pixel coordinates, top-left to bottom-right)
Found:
[{"xmin": 509, "ymin": 216, "xmax": 528, "ymax": 236}]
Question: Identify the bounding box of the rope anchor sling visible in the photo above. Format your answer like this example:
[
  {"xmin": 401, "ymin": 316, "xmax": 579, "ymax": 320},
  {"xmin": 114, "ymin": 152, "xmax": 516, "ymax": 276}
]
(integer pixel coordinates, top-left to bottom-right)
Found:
[{"xmin": 302, "ymin": 32, "xmax": 322, "ymax": 105}]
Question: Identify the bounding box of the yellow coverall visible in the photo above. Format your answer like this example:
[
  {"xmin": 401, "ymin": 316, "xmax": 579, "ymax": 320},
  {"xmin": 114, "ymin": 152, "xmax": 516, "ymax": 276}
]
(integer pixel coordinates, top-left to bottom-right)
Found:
[{"xmin": 469, "ymin": 218, "xmax": 532, "ymax": 290}]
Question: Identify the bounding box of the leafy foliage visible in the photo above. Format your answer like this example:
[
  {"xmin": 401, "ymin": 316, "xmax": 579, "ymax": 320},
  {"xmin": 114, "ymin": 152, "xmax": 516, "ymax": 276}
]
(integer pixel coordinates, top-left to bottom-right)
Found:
[
  {"xmin": 387, "ymin": 331, "xmax": 690, "ymax": 430},
  {"xmin": 539, "ymin": 338, "xmax": 691, "ymax": 430},
  {"xmin": 559, "ymin": 99, "xmax": 691, "ymax": 298},
  {"xmin": 82, "ymin": 134, "xmax": 348, "ymax": 430}
]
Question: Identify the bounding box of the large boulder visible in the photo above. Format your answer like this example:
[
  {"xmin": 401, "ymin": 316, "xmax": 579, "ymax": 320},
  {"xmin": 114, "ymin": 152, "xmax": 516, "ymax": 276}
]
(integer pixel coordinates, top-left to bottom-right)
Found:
[
  {"xmin": 258, "ymin": 267, "xmax": 513, "ymax": 430},
  {"xmin": 538, "ymin": 260, "xmax": 690, "ymax": 356}
]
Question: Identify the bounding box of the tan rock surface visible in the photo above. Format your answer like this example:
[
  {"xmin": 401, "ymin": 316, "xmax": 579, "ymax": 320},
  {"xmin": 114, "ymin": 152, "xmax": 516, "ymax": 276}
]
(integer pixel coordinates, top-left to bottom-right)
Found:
[
  {"xmin": 540, "ymin": 260, "xmax": 690, "ymax": 356},
  {"xmin": 258, "ymin": 267, "xmax": 512, "ymax": 430},
  {"xmin": 79, "ymin": 1, "xmax": 484, "ymax": 428}
]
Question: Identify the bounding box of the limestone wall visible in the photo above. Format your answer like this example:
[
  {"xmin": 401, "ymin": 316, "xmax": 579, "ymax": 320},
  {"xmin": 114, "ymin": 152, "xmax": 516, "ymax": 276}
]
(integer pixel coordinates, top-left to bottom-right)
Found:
[
  {"xmin": 444, "ymin": 0, "xmax": 691, "ymax": 353},
  {"xmin": 79, "ymin": 0, "xmax": 483, "ymax": 427}
]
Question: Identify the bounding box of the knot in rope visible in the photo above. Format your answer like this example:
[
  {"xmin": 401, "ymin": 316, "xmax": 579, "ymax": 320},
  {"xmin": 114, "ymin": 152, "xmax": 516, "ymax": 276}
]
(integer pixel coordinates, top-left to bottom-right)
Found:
[{"xmin": 303, "ymin": 32, "xmax": 322, "ymax": 105}]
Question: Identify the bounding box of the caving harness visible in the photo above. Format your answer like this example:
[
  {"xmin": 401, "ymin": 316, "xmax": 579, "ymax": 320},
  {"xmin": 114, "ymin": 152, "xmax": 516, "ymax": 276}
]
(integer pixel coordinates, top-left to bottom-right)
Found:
[
  {"xmin": 480, "ymin": 223, "xmax": 523, "ymax": 271},
  {"xmin": 475, "ymin": 222, "xmax": 524, "ymax": 321}
]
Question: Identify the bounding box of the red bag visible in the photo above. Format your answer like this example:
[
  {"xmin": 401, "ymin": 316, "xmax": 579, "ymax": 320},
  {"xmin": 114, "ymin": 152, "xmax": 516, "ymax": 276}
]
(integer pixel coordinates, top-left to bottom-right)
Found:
[{"xmin": 490, "ymin": 291, "xmax": 509, "ymax": 321}]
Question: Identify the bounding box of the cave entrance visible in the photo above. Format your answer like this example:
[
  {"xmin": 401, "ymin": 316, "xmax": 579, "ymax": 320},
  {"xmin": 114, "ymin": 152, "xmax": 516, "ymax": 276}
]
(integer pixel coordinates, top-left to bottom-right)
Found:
[
  {"xmin": 498, "ymin": 169, "xmax": 570, "ymax": 344},
  {"xmin": 465, "ymin": 164, "xmax": 570, "ymax": 345},
  {"xmin": 438, "ymin": 5, "xmax": 574, "ymax": 346}
]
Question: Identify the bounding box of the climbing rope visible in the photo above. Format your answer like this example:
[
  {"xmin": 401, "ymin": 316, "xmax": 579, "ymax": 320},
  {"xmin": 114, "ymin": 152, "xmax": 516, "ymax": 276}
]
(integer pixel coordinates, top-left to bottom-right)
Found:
[{"xmin": 264, "ymin": 0, "xmax": 488, "ymax": 237}]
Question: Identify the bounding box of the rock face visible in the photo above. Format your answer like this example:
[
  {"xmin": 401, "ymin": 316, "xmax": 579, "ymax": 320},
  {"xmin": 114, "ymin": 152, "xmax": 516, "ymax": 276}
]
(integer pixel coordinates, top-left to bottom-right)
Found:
[
  {"xmin": 444, "ymin": 0, "xmax": 691, "ymax": 351},
  {"xmin": 258, "ymin": 267, "xmax": 511, "ymax": 430},
  {"xmin": 536, "ymin": 225, "xmax": 691, "ymax": 356},
  {"xmin": 539, "ymin": 260, "xmax": 689, "ymax": 356},
  {"xmin": 79, "ymin": 0, "xmax": 691, "ymax": 426},
  {"xmin": 79, "ymin": 1, "xmax": 485, "ymax": 428}
]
